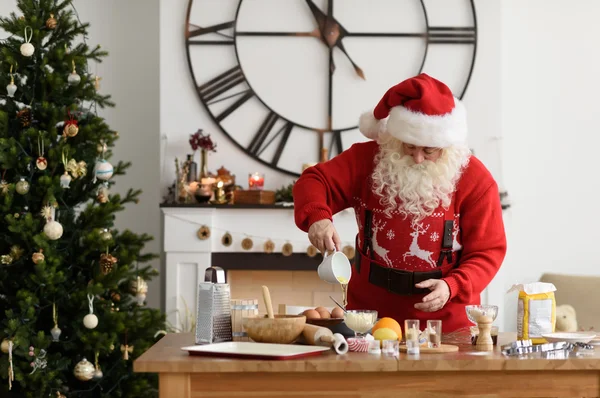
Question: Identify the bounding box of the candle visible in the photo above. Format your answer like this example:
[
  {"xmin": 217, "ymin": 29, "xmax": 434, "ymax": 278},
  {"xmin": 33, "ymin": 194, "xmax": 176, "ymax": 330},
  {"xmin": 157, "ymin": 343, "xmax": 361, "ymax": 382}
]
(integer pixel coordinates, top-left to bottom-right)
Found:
[{"xmin": 248, "ymin": 172, "xmax": 264, "ymax": 190}]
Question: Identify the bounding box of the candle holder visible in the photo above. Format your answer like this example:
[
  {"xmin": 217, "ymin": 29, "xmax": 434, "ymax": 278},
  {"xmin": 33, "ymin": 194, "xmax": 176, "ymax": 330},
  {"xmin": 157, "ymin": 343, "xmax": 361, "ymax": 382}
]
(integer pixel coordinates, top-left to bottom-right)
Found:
[
  {"xmin": 248, "ymin": 172, "xmax": 264, "ymax": 190},
  {"xmin": 212, "ymin": 181, "xmax": 227, "ymax": 204}
]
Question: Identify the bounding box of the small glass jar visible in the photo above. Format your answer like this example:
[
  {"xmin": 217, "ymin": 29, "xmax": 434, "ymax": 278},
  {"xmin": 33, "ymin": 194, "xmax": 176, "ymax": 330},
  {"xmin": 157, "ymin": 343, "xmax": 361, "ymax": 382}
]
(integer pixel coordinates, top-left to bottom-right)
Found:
[{"xmin": 427, "ymin": 320, "xmax": 442, "ymax": 349}]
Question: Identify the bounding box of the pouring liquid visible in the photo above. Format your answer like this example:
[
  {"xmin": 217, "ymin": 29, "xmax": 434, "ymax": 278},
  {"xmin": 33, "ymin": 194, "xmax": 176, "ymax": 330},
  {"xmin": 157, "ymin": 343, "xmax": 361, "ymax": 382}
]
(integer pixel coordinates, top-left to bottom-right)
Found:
[{"xmin": 337, "ymin": 276, "xmax": 349, "ymax": 308}]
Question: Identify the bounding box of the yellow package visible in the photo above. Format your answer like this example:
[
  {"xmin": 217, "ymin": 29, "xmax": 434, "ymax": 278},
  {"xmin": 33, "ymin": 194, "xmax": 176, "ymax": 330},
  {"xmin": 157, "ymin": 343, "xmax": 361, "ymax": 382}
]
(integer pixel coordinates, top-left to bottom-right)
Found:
[{"xmin": 507, "ymin": 282, "xmax": 557, "ymax": 344}]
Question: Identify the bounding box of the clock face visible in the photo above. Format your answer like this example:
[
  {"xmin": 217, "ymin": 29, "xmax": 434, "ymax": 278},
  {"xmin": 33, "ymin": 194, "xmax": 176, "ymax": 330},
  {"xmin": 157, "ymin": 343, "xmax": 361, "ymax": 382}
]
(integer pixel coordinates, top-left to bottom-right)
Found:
[{"xmin": 185, "ymin": 0, "xmax": 477, "ymax": 177}]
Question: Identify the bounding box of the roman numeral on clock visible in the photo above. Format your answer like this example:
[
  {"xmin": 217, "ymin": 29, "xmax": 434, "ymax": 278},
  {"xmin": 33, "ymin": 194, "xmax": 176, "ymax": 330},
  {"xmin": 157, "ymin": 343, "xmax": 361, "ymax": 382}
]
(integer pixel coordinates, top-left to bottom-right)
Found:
[
  {"xmin": 187, "ymin": 21, "xmax": 235, "ymax": 45},
  {"xmin": 247, "ymin": 111, "xmax": 294, "ymax": 166},
  {"xmin": 197, "ymin": 66, "xmax": 254, "ymax": 122},
  {"xmin": 427, "ymin": 27, "xmax": 476, "ymax": 44}
]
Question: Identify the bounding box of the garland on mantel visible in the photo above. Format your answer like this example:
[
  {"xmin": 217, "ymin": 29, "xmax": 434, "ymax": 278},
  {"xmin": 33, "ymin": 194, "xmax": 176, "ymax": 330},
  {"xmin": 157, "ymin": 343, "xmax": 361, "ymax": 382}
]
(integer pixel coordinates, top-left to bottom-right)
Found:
[{"xmin": 165, "ymin": 213, "xmax": 357, "ymax": 258}]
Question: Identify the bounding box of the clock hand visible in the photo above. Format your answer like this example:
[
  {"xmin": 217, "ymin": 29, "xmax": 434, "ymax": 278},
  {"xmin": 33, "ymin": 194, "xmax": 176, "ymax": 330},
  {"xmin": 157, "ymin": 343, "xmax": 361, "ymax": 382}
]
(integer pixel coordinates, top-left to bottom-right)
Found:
[
  {"xmin": 322, "ymin": 0, "xmax": 366, "ymax": 80},
  {"xmin": 305, "ymin": 0, "xmax": 329, "ymax": 43}
]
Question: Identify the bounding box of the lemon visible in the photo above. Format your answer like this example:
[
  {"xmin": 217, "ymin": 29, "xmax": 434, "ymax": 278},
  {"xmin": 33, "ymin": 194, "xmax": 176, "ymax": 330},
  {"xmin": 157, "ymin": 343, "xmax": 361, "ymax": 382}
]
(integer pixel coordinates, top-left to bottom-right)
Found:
[{"xmin": 373, "ymin": 327, "xmax": 399, "ymax": 343}]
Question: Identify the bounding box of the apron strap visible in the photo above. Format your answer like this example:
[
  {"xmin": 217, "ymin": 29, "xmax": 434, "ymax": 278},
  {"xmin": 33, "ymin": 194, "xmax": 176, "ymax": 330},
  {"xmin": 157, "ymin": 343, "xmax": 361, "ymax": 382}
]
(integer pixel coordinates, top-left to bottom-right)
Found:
[{"xmin": 437, "ymin": 195, "xmax": 457, "ymax": 267}]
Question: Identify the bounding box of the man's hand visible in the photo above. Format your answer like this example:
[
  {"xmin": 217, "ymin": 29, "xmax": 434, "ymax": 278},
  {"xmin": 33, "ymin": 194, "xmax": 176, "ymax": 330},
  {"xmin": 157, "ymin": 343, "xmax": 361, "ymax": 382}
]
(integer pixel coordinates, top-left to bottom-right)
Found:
[
  {"xmin": 308, "ymin": 219, "xmax": 342, "ymax": 254},
  {"xmin": 413, "ymin": 279, "xmax": 450, "ymax": 312}
]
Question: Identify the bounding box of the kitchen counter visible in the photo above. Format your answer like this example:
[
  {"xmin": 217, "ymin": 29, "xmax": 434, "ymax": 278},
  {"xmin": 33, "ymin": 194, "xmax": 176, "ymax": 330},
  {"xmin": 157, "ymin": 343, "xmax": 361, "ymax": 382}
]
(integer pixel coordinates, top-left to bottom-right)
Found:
[{"xmin": 134, "ymin": 332, "xmax": 600, "ymax": 398}]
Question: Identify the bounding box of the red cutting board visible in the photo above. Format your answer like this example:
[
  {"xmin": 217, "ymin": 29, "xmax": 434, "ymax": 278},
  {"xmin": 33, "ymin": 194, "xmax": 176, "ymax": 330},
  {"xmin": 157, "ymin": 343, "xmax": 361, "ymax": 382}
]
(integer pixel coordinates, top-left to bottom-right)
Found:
[{"xmin": 181, "ymin": 342, "xmax": 330, "ymax": 360}]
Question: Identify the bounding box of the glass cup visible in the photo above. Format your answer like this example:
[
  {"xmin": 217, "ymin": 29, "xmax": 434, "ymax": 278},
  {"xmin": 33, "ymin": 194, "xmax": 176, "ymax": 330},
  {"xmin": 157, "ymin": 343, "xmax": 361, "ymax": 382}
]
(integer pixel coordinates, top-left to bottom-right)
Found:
[
  {"xmin": 368, "ymin": 339, "xmax": 381, "ymax": 354},
  {"xmin": 427, "ymin": 320, "xmax": 442, "ymax": 349},
  {"xmin": 404, "ymin": 319, "xmax": 420, "ymax": 355},
  {"xmin": 382, "ymin": 340, "xmax": 399, "ymax": 356}
]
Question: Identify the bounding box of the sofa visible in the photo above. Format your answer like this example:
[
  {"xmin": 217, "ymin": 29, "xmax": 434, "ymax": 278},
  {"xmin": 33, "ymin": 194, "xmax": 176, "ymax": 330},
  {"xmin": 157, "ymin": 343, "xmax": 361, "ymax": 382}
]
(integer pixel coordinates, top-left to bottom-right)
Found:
[{"xmin": 539, "ymin": 273, "xmax": 600, "ymax": 331}]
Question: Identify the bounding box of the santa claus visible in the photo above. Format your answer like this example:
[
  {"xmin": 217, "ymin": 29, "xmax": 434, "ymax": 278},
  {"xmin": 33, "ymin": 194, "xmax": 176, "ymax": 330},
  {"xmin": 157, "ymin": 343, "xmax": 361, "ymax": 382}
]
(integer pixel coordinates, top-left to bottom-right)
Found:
[{"xmin": 293, "ymin": 73, "xmax": 507, "ymax": 332}]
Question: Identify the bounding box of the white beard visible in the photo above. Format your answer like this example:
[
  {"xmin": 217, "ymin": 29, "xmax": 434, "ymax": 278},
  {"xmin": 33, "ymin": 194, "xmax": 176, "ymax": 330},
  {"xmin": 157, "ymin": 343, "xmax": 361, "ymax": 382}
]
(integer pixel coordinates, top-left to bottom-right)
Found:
[{"xmin": 371, "ymin": 134, "xmax": 471, "ymax": 223}]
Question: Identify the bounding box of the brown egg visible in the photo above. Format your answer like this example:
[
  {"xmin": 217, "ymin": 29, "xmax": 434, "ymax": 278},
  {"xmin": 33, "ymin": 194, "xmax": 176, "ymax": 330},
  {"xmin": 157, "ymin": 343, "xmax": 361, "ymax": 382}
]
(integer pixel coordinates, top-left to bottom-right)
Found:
[
  {"xmin": 302, "ymin": 309, "xmax": 321, "ymax": 319},
  {"xmin": 331, "ymin": 307, "xmax": 344, "ymax": 319},
  {"xmin": 314, "ymin": 306, "xmax": 328, "ymax": 313},
  {"xmin": 318, "ymin": 310, "xmax": 331, "ymax": 319}
]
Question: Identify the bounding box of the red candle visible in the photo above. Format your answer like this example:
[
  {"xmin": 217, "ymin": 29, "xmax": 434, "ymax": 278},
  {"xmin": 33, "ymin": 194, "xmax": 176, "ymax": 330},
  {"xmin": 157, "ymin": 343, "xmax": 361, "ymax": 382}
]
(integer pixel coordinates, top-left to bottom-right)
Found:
[{"xmin": 248, "ymin": 172, "xmax": 264, "ymax": 190}]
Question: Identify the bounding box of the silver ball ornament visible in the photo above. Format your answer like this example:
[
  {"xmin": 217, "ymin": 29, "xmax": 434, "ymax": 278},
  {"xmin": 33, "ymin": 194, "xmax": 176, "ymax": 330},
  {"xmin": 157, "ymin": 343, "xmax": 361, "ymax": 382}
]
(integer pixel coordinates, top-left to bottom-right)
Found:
[{"xmin": 67, "ymin": 71, "xmax": 81, "ymax": 86}]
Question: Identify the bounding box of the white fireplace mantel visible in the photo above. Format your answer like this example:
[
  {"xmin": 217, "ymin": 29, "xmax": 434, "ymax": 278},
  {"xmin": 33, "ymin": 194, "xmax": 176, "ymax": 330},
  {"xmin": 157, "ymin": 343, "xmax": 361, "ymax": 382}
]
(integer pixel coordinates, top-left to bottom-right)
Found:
[{"xmin": 161, "ymin": 204, "xmax": 358, "ymax": 331}]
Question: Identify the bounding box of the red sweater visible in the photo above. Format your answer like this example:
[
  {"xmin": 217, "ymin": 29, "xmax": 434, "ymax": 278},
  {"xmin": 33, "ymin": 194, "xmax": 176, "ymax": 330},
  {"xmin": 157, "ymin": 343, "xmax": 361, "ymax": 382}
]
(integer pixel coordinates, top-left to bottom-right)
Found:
[{"xmin": 293, "ymin": 141, "xmax": 507, "ymax": 307}]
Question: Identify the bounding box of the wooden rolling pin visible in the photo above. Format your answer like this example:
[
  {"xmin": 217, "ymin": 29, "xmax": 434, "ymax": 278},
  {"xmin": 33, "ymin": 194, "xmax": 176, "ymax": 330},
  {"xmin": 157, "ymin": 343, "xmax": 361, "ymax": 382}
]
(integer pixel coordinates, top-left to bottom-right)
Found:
[{"xmin": 302, "ymin": 324, "xmax": 348, "ymax": 354}]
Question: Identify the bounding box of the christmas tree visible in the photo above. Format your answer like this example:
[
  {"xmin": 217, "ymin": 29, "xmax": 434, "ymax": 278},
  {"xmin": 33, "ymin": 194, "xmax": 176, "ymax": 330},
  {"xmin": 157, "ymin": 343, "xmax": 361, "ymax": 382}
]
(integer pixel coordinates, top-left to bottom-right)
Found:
[{"xmin": 0, "ymin": 1, "xmax": 165, "ymax": 397}]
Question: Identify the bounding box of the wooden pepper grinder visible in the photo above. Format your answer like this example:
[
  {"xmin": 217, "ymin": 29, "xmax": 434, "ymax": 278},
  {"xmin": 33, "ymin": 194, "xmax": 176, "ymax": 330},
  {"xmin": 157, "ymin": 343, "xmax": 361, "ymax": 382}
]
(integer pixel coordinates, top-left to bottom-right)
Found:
[{"xmin": 475, "ymin": 314, "xmax": 494, "ymax": 351}]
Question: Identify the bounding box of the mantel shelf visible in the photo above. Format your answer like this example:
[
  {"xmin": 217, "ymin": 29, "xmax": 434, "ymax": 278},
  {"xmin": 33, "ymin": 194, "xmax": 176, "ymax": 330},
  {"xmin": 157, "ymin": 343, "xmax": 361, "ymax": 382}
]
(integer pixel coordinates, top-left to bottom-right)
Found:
[{"xmin": 160, "ymin": 202, "xmax": 294, "ymax": 209}]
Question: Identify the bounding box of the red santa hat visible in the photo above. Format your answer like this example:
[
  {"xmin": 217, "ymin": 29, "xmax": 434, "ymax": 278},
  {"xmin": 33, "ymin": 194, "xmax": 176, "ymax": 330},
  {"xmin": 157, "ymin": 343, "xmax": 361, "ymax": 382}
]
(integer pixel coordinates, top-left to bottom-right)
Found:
[{"xmin": 358, "ymin": 73, "xmax": 468, "ymax": 148}]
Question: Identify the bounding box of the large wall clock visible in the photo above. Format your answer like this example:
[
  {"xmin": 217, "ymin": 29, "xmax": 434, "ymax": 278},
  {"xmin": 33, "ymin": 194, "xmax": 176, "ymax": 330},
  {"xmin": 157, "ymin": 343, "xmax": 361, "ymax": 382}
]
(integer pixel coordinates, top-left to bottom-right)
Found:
[{"xmin": 185, "ymin": 0, "xmax": 477, "ymax": 177}]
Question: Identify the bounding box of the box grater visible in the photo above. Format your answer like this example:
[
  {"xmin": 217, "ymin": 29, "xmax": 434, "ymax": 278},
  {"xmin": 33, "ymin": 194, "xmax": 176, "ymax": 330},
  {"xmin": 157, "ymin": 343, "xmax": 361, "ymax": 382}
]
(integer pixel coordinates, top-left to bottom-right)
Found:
[{"xmin": 195, "ymin": 266, "xmax": 233, "ymax": 345}]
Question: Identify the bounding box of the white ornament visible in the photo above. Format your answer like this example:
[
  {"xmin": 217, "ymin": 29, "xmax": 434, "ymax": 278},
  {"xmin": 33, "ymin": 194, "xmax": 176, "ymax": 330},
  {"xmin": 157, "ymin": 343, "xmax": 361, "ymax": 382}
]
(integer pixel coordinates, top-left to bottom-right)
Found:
[
  {"xmin": 94, "ymin": 159, "xmax": 113, "ymax": 181},
  {"xmin": 93, "ymin": 367, "xmax": 103, "ymax": 380},
  {"xmin": 20, "ymin": 27, "xmax": 34, "ymax": 57},
  {"xmin": 50, "ymin": 325, "xmax": 62, "ymax": 342},
  {"xmin": 43, "ymin": 220, "xmax": 63, "ymax": 240},
  {"xmin": 60, "ymin": 171, "xmax": 72, "ymax": 188},
  {"xmin": 83, "ymin": 314, "xmax": 98, "ymax": 329},
  {"xmin": 83, "ymin": 294, "xmax": 98, "ymax": 329},
  {"xmin": 6, "ymin": 76, "xmax": 17, "ymax": 97},
  {"xmin": 73, "ymin": 358, "xmax": 95, "ymax": 381}
]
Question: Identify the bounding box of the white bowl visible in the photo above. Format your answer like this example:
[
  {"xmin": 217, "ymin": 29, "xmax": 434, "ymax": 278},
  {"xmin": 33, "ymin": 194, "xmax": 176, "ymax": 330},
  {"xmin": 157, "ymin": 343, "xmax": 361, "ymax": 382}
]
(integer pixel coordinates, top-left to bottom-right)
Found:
[{"xmin": 541, "ymin": 332, "xmax": 597, "ymax": 344}]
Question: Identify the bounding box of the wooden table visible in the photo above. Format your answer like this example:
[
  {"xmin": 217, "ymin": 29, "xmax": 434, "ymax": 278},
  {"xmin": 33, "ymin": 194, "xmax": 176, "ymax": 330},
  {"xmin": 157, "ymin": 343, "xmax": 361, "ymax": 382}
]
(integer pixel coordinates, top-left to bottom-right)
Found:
[{"xmin": 134, "ymin": 332, "xmax": 600, "ymax": 398}]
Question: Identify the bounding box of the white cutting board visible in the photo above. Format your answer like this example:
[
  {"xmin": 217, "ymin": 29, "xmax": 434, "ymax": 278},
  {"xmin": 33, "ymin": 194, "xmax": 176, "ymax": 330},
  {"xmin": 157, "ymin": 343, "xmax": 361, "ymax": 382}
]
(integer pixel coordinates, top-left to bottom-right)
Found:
[{"xmin": 182, "ymin": 342, "xmax": 330, "ymax": 360}]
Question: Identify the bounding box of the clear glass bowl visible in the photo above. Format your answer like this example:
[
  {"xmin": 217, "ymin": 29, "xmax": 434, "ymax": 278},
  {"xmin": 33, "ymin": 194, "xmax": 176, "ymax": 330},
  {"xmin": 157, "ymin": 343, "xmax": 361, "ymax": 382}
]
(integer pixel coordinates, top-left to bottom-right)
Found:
[
  {"xmin": 343, "ymin": 310, "xmax": 378, "ymax": 339},
  {"xmin": 465, "ymin": 305, "xmax": 498, "ymax": 324}
]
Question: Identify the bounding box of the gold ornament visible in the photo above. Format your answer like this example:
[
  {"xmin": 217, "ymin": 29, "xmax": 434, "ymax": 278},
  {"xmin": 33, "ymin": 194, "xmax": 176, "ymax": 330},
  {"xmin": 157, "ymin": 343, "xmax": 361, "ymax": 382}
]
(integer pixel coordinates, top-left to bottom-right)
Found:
[
  {"xmin": 74, "ymin": 357, "xmax": 95, "ymax": 381},
  {"xmin": 129, "ymin": 276, "xmax": 148, "ymax": 295},
  {"xmin": 1, "ymin": 339, "xmax": 10, "ymax": 354},
  {"xmin": 97, "ymin": 184, "xmax": 109, "ymax": 203},
  {"xmin": 111, "ymin": 291, "xmax": 121, "ymax": 302},
  {"xmin": 1, "ymin": 255, "xmax": 13, "ymax": 265},
  {"xmin": 263, "ymin": 240, "xmax": 275, "ymax": 253},
  {"xmin": 56, "ymin": 392, "xmax": 67, "ymax": 398},
  {"xmin": 241, "ymin": 238, "xmax": 253, "ymax": 250},
  {"xmin": 121, "ymin": 344, "xmax": 133, "ymax": 360},
  {"xmin": 32, "ymin": 249, "xmax": 45, "ymax": 264},
  {"xmin": 15, "ymin": 178, "xmax": 30, "ymax": 195},
  {"xmin": 221, "ymin": 232, "xmax": 232, "ymax": 246},
  {"xmin": 0, "ymin": 180, "xmax": 9, "ymax": 195},
  {"xmin": 342, "ymin": 245, "xmax": 355, "ymax": 260},
  {"xmin": 46, "ymin": 13, "xmax": 57, "ymax": 29},
  {"xmin": 306, "ymin": 245, "xmax": 318, "ymax": 257},
  {"xmin": 100, "ymin": 229, "xmax": 112, "ymax": 241},
  {"xmin": 99, "ymin": 253, "xmax": 118, "ymax": 275},
  {"xmin": 282, "ymin": 243, "xmax": 293, "ymax": 257},
  {"xmin": 197, "ymin": 225, "xmax": 210, "ymax": 240},
  {"xmin": 97, "ymin": 141, "xmax": 107, "ymax": 154},
  {"xmin": 9, "ymin": 246, "xmax": 23, "ymax": 260},
  {"xmin": 63, "ymin": 123, "xmax": 79, "ymax": 138},
  {"xmin": 94, "ymin": 75, "xmax": 102, "ymax": 91}
]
